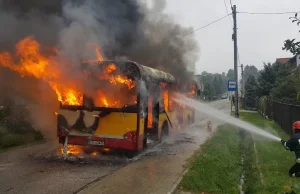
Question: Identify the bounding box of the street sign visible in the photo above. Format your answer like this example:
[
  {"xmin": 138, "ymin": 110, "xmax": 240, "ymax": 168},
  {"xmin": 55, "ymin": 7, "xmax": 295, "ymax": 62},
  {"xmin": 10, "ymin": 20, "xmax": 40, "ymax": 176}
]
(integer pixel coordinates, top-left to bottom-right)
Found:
[{"xmin": 228, "ymin": 80, "xmax": 237, "ymax": 91}]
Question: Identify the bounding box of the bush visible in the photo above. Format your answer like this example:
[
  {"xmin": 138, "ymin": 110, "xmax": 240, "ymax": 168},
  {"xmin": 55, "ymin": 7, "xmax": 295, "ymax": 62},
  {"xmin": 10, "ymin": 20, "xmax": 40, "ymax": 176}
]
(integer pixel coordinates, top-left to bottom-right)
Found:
[
  {"xmin": 0, "ymin": 104, "xmax": 43, "ymax": 150},
  {"xmin": 0, "ymin": 133, "xmax": 25, "ymax": 149},
  {"xmin": 33, "ymin": 130, "xmax": 43, "ymax": 141}
]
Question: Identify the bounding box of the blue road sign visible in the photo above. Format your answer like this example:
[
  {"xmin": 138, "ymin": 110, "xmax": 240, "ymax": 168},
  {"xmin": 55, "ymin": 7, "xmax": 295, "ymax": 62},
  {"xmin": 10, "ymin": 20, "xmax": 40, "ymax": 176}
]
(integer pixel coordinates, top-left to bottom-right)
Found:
[{"xmin": 228, "ymin": 80, "xmax": 237, "ymax": 91}]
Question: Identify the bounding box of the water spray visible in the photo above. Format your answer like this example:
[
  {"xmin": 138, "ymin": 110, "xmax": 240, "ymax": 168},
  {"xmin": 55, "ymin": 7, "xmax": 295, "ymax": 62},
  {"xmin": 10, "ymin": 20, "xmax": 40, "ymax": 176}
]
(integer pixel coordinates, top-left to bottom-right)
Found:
[{"xmin": 174, "ymin": 94, "xmax": 281, "ymax": 142}]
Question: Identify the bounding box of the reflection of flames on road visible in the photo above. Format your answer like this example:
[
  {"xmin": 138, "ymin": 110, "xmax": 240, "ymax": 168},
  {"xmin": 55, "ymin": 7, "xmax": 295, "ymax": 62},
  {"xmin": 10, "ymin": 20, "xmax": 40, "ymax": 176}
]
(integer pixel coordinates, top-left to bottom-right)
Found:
[
  {"xmin": 60, "ymin": 145, "xmax": 83, "ymax": 156},
  {"xmin": 0, "ymin": 36, "xmax": 136, "ymax": 107},
  {"xmin": 59, "ymin": 145, "xmax": 109, "ymax": 157}
]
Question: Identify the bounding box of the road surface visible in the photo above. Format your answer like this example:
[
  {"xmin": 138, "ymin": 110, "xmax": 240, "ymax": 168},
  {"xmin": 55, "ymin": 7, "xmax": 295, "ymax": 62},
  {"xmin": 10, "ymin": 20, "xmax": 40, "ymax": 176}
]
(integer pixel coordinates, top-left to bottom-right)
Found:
[{"xmin": 0, "ymin": 99, "xmax": 230, "ymax": 194}]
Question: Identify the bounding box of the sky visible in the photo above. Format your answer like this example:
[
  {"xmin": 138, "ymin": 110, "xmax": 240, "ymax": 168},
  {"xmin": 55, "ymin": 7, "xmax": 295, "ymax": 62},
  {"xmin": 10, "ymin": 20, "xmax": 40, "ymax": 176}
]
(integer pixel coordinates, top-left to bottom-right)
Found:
[{"xmin": 162, "ymin": 0, "xmax": 300, "ymax": 74}]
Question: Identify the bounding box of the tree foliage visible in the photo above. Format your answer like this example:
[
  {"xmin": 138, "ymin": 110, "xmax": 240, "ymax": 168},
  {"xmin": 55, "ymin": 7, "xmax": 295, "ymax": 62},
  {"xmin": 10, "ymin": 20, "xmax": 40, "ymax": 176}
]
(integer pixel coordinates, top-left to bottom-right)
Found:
[
  {"xmin": 243, "ymin": 65, "xmax": 258, "ymax": 82},
  {"xmin": 240, "ymin": 65, "xmax": 258, "ymax": 96},
  {"xmin": 257, "ymin": 62, "xmax": 291, "ymax": 96},
  {"xmin": 270, "ymin": 68, "xmax": 300, "ymax": 102},
  {"xmin": 244, "ymin": 75, "xmax": 257, "ymax": 108},
  {"xmin": 283, "ymin": 13, "xmax": 300, "ymax": 55},
  {"xmin": 199, "ymin": 70, "xmax": 231, "ymax": 98},
  {"xmin": 227, "ymin": 69, "xmax": 235, "ymax": 80}
]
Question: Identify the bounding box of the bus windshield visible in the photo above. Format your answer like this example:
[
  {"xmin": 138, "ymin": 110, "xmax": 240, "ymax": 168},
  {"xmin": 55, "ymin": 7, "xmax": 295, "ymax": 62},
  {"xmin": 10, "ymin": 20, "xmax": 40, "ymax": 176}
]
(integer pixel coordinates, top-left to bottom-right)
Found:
[
  {"xmin": 91, "ymin": 79, "xmax": 137, "ymax": 108},
  {"xmin": 60, "ymin": 62, "xmax": 138, "ymax": 109}
]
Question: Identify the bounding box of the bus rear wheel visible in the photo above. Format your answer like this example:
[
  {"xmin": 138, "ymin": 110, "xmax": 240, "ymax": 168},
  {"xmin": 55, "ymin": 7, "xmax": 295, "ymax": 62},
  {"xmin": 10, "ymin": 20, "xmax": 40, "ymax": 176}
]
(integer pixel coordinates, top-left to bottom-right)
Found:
[{"xmin": 125, "ymin": 151, "xmax": 138, "ymax": 158}]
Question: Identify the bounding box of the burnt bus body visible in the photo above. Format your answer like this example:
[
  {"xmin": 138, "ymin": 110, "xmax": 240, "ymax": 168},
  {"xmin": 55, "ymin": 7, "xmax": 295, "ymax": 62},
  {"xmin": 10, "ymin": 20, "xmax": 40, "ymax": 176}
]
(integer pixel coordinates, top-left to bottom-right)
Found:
[{"xmin": 57, "ymin": 60, "xmax": 182, "ymax": 153}]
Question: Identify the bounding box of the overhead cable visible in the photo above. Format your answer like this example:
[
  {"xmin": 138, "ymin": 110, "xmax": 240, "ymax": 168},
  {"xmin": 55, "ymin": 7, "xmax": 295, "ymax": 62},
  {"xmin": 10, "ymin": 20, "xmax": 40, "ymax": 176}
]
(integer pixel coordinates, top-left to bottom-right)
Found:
[{"xmin": 178, "ymin": 14, "xmax": 232, "ymax": 38}]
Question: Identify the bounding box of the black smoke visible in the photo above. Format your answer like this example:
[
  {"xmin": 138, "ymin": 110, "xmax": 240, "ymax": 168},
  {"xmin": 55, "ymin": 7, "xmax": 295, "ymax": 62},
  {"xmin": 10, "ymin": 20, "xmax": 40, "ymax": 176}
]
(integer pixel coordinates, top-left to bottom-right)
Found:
[
  {"xmin": 0, "ymin": 0, "xmax": 199, "ymax": 140},
  {"xmin": 0, "ymin": 0, "xmax": 198, "ymax": 81}
]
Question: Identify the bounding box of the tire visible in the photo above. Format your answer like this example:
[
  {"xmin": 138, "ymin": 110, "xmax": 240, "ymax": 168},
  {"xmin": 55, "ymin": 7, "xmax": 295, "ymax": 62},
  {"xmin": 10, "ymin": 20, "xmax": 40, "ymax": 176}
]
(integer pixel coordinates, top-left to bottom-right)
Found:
[
  {"xmin": 143, "ymin": 137, "xmax": 148, "ymax": 149},
  {"xmin": 125, "ymin": 151, "xmax": 138, "ymax": 158}
]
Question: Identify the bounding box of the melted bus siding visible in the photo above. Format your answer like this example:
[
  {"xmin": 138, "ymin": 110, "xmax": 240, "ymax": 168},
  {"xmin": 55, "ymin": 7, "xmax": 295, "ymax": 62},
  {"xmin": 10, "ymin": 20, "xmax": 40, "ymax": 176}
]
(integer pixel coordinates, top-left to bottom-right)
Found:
[{"xmin": 56, "ymin": 60, "xmax": 196, "ymax": 156}]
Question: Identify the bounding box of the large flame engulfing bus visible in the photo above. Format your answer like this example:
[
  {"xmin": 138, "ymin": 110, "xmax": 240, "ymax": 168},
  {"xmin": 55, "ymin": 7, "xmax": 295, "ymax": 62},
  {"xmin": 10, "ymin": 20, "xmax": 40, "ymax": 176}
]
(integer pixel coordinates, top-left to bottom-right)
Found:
[
  {"xmin": 0, "ymin": 36, "xmax": 197, "ymax": 157},
  {"xmin": 57, "ymin": 60, "xmax": 196, "ymax": 156}
]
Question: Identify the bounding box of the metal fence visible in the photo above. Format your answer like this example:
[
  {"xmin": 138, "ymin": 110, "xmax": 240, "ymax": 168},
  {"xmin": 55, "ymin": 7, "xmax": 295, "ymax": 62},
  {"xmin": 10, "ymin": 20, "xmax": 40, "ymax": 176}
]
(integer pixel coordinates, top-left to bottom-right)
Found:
[
  {"xmin": 273, "ymin": 101, "xmax": 300, "ymax": 135},
  {"xmin": 257, "ymin": 97, "xmax": 300, "ymax": 135},
  {"xmin": 256, "ymin": 96, "xmax": 273, "ymax": 119}
]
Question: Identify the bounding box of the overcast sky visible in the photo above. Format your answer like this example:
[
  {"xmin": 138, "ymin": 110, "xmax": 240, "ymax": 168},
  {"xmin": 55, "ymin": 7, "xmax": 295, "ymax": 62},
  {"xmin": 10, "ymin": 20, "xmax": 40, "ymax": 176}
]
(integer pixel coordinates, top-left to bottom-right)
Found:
[{"xmin": 163, "ymin": 0, "xmax": 300, "ymax": 74}]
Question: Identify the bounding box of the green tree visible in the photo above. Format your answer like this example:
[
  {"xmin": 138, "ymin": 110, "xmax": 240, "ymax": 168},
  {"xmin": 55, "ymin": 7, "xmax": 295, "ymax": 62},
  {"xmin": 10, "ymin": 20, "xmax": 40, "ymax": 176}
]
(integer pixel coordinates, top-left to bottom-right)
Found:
[
  {"xmin": 270, "ymin": 68, "xmax": 300, "ymax": 102},
  {"xmin": 220, "ymin": 73, "xmax": 228, "ymax": 94},
  {"xmin": 240, "ymin": 65, "xmax": 258, "ymax": 96},
  {"xmin": 244, "ymin": 75, "xmax": 258, "ymax": 108},
  {"xmin": 283, "ymin": 13, "xmax": 300, "ymax": 55},
  {"xmin": 213, "ymin": 75, "xmax": 222, "ymax": 95},
  {"xmin": 200, "ymin": 71, "xmax": 228, "ymax": 98},
  {"xmin": 243, "ymin": 65, "xmax": 258, "ymax": 82},
  {"xmin": 257, "ymin": 62, "xmax": 291, "ymax": 96},
  {"xmin": 203, "ymin": 83, "xmax": 215, "ymax": 98},
  {"xmin": 227, "ymin": 69, "xmax": 235, "ymax": 80}
]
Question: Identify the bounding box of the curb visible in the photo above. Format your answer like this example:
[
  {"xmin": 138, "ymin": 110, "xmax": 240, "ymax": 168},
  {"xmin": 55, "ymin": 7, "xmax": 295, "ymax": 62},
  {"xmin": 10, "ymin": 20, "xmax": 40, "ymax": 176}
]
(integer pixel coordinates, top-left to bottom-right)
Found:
[
  {"xmin": 168, "ymin": 118, "xmax": 224, "ymax": 194},
  {"xmin": 168, "ymin": 169, "xmax": 189, "ymax": 194}
]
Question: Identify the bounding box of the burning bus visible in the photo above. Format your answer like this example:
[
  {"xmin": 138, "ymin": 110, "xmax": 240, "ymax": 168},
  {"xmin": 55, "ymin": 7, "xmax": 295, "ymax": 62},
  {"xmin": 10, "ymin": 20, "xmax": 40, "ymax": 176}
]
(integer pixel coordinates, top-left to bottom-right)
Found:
[
  {"xmin": 0, "ymin": 36, "xmax": 196, "ymax": 156},
  {"xmin": 56, "ymin": 60, "xmax": 195, "ymax": 156}
]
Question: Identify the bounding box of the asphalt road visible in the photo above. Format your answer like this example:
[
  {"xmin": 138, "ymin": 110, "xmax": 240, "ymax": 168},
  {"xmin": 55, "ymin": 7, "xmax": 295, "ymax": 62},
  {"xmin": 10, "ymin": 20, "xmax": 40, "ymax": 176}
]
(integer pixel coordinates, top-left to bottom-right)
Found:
[{"xmin": 0, "ymin": 99, "xmax": 230, "ymax": 194}]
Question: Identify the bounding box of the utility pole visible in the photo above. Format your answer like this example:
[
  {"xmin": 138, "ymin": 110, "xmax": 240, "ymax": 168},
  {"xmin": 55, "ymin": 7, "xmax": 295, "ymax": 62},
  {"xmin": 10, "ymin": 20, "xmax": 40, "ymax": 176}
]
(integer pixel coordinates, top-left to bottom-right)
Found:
[{"xmin": 232, "ymin": 5, "xmax": 239, "ymax": 118}]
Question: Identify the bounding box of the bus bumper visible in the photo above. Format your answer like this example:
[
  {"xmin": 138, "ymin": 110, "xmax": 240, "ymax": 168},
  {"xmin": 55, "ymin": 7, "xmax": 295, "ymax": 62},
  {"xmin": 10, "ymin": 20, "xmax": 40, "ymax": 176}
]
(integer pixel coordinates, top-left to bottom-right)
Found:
[{"xmin": 59, "ymin": 135, "xmax": 141, "ymax": 151}]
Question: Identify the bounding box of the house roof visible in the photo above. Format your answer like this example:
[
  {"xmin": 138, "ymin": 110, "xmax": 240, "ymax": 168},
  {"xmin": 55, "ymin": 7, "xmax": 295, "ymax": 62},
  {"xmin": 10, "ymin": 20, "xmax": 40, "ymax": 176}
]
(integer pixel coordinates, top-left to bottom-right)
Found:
[{"xmin": 275, "ymin": 58, "xmax": 292, "ymax": 64}]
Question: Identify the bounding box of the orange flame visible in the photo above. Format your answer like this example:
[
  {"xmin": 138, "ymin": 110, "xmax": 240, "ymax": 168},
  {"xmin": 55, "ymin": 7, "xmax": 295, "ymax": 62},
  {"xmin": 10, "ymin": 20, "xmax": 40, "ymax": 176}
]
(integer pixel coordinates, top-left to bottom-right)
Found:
[
  {"xmin": 99, "ymin": 63, "xmax": 135, "ymax": 89},
  {"xmin": 0, "ymin": 36, "xmax": 136, "ymax": 107},
  {"xmin": 147, "ymin": 96, "xmax": 153, "ymax": 128},
  {"xmin": 163, "ymin": 90, "xmax": 169, "ymax": 112},
  {"xmin": 60, "ymin": 145, "xmax": 83, "ymax": 155},
  {"xmin": 160, "ymin": 82, "xmax": 169, "ymax": 112},
  {"xmin": 0, "ymin": 36, "xmax": 83, "ymax": 105},
  {"xmin": 83, "ymin": 43, "xmax": 104, "ymax": 63},
  {"xmin": 188, "ymin": 84, "xmax": 196, "ymax": 96},
  {"xmin": 95, "ymin": 47, "xmax": 104, "ymax": 61}
]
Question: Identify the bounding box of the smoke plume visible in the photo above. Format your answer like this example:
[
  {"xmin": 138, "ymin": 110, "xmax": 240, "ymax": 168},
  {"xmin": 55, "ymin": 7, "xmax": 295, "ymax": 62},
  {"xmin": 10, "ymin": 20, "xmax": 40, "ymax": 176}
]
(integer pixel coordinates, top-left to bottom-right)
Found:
[
  {"xmin": 0, "ymin": 0, "xmax": 198, "ymax": 78},
  {"xmin": 0, "ymin": 0, "xmax": 199, "ymax": 138}
]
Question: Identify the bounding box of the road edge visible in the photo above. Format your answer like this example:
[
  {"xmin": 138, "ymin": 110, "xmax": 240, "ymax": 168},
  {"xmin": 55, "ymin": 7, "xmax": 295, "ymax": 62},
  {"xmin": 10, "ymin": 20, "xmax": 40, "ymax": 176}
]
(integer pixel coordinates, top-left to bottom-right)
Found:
[{"xmin": 168, "ymin": 168, "xmax": 189, "ymax": 194}]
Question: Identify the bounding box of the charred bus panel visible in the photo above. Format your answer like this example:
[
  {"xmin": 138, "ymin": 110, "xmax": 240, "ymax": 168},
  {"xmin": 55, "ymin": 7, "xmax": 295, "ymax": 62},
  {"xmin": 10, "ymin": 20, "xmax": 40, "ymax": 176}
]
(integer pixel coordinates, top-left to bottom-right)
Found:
[{"xmin": 57, "ymin": 60, "xmax": 176, "ymax": 153}]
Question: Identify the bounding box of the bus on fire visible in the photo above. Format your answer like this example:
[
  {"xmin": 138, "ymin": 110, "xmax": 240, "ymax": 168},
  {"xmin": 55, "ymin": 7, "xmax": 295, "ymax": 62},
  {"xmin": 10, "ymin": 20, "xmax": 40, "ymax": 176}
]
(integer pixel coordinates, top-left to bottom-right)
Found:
[{"xmin": 56, "ymin": 60, "xmax": 196, "ymax": 156}]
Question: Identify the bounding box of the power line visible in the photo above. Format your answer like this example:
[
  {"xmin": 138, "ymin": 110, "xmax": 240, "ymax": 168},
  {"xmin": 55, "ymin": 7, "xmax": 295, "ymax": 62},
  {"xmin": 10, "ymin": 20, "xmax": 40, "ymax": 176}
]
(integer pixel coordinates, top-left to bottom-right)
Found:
[
  {"xmin": 178, "ymin": 14, "xmax": 232, "ymax": 38},
  {"xmin": 238, "ymin": 11, "xmax": 300, "ymax": 15},
  {"xmin": 223, "ymin": 0, "xmax": 233, "ymax": 25}
]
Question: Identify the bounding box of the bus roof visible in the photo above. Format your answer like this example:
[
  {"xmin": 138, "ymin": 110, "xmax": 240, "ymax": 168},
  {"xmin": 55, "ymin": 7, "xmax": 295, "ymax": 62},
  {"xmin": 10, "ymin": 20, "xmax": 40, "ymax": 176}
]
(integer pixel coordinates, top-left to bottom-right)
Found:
[{"xmin": 85, "ymin": 60, "xmax": 175, "ymax": 83}]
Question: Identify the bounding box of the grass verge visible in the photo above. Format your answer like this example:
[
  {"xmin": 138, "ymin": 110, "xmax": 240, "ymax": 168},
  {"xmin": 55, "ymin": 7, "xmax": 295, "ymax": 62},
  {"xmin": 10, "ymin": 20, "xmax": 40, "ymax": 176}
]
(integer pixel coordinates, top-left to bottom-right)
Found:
[
  {"xmin": 179, "ymin": 112, "xmax": 300, "ymax": 194},
  {"xmin": 179, "ymin": 124, "xmax": 242, "ymax": 194},
  {"xmin": 240, "ymin": 112, "xmax": 300, "ymax": 194}
]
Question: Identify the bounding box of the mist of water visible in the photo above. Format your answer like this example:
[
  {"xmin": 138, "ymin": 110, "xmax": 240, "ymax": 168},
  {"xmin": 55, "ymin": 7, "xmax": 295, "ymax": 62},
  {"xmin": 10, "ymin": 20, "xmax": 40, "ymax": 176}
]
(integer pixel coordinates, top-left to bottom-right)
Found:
[{"xmin": 174, "ymin": 95, "xmax": 281, "ymax": 142}]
